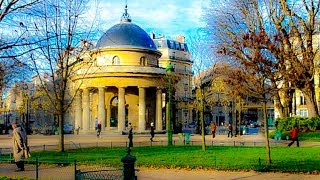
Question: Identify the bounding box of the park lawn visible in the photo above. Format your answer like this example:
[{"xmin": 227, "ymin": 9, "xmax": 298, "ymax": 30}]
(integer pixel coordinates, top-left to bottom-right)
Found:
[
  {"xmin": 299, "ymin": 131, "xmax": 320, "ymax": 141},
  {"xmin": 8, "ymin": 146, "xmax": 317, "ymax": 173}
]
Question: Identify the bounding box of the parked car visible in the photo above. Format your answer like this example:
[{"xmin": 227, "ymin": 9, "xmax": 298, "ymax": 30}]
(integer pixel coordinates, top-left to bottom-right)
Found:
[{"xmin": 63, "ymin": 124, "xmax": 74, "ymax": 134}]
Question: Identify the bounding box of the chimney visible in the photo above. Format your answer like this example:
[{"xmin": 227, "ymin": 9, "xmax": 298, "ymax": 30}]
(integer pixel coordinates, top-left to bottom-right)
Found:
[
  {"xmin": 176, "ymin": 35, "xmax": 185, "ymax": 43},
  {"xmin": 150, "ymin": 32, "xmax": 155, "ymax": 39}
]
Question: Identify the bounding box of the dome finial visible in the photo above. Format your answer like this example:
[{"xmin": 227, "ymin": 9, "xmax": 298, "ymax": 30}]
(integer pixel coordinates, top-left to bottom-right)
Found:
[{"xmin": 121, "ymin": 0, "xmax": 131, "ymax": 22}]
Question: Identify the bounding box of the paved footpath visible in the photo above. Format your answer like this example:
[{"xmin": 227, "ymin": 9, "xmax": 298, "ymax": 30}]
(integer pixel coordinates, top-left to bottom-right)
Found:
[
  {"xmin": 1, "ymin": 133, "xmax": 319, "ymax": 148},
  {"xmin": 0, "ymin": 164, "xmax": 319, "ymax": 180}
]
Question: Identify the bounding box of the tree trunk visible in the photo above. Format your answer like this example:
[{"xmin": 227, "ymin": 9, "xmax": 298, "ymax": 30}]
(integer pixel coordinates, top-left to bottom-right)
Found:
[
  {"xmin": 263, "ymin": 101, "xmax": 271, "ymax": 165},
  {"xmin": 303, "ymin": 86, "xmax": 319, "ymax": 117},
  {"xmin": 274, "ymin": 92, "xmax": 285, "ymax": 118},
  {"xmin": 200, "ymin": 89, "xmax": 206, "ymax": 152},
  {"xmin": 58, "ymin": 107, "xmax": 65, "ymax": 152}
]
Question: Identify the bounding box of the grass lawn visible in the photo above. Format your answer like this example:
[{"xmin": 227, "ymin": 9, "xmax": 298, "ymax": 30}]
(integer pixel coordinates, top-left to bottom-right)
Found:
[{"xmin": 2, "ymin": 146, "xmax": 318, "ymax": 173}]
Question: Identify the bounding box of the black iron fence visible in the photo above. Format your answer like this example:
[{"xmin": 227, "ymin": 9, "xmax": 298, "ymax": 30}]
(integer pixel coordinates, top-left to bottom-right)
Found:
[
  {"xmin": 0, "ymin": 158, "xmax": 126, "ymax": 180},
  {"xmin": 0, "ymin": 139, "xmax": 299, "ymax": 156}
]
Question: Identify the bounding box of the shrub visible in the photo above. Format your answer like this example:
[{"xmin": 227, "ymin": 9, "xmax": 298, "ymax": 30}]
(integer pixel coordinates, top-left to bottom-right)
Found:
[
  {"xmin": 275, "ymin": 117, "xmax": 320, "ymax": 132},
  {"xmin": 268, "ymin": 130, "xmax": 290, "ymax": 140}
]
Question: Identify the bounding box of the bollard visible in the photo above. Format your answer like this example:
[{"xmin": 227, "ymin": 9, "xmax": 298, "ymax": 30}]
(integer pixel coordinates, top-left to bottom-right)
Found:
[
  {"xmin": 36, "ymin": 158, "xmax": 39, "ymax": 180},
  {"xmin": 121, "ymin": 148, "xmax": 136, "ymax": 180},
  {"xmin": 74, "ymin": 160, "xmax": 77, "ymax": 180},
  {"xmin": 258, "ymin": 157, "xmax": 261, "ymax": 170}
]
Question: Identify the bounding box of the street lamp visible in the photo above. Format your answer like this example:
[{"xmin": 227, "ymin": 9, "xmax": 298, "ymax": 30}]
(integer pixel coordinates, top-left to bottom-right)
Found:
[{"xmin": 166, "ymin": 63, "xmax": 174, "ymax": 146}]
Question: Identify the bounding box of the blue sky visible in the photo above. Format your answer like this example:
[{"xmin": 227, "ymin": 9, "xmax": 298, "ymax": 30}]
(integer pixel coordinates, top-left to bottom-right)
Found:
[
  {"xmin": 89, "ymin": 0, "xmax": 210, "ymax": 41},
  {"xmin": 86, "ymin": 0, "xmax": 215, "ymax": 71}
]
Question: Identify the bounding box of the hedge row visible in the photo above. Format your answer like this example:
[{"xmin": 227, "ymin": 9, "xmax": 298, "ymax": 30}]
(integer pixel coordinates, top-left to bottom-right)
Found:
[{"xmin": 275, "ymin": 117, "xmax": 320, "ymax": 132}]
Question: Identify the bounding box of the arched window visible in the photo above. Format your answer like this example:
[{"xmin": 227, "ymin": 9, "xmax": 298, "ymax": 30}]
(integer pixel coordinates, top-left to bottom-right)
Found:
[
  {"xmin": 112, "ymin": 56, "xmax": 120, "ymax": 65},
  {"xmin": 300, "ymin": 93, "xmax": 306, "ymax": 105},
  {"xmin": 110, "ymin": 96, "xmax": 118, "ymax": 127},
  {"xmin": 140, "ymin": 57, "xmax": 147, "ymax": 66}
]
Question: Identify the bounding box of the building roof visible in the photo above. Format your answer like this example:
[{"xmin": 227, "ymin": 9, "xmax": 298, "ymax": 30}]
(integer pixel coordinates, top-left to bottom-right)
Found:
[
  {"xmin": 96, "ymin": 22, "xmax": 157, "ymax": 51},
  {"xmin": 95, "ymin": 5, "xmax": 157, "ymax": 51}
]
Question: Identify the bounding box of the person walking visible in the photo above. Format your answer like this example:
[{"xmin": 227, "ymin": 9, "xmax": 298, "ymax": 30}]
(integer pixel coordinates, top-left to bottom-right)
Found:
[
  {"xmin": 75, "ymin": 124, "xmax": 80, "ymax": 135},
  {"xmin": 12, "ymin": 122, "xmax": 29, "ymax": 171},
  {"xmin": 97, "ymin": 120, "xmax": 102, "ymax": 138},
  {"xmin": 94, "ymin": 117, "xmax": 98, "ymax": 131},
  {"xmin": 150, "ymin": 122, "xmax": 155, "ymax": 141},
  {"xmin": 128, "ymin": 127, "xmax": 133, "ymax": 148},
  {"xmin": 210, "ymin": 122, "xmax": 216, "ymax": 138},
  {"xmin": 227, "ymin": 123, "xmax": 233, "ymax": 138},
  {"xmin": 288, "ymin": 125, "xmax": 299, "ymax": 147}
]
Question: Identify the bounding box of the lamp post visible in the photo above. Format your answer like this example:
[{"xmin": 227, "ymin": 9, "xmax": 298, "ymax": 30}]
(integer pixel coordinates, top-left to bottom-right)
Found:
[
  {"xmin": 166, "ymin": 64, "xmax": 174, "ymax": 146},
  {"xmin": 23, "ymin": 83, "xmax": 30, "ymax": 134}
]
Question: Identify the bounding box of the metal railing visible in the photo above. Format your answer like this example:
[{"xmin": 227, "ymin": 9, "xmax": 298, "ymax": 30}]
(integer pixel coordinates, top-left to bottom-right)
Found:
[{"xmin": 1, "ymin": 138, "xmax": 316, "ymax": 156}]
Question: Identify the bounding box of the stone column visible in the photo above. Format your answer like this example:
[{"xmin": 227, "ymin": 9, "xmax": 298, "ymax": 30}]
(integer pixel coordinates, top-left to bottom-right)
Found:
[
  {"xmin": 118, "ymin": 86, "xmax": 126, "ymax": 132},
  {"xmin": 98, "ymin": 87, "xmax": 106, "ymax": 130},
  {"xmin": 82, "ymin": 88, "xmax": 90, "ymax": 130},
  {"xmin": 75, "ymin": 90, "xmax": 82, "ymax": 129},
  {"xmin": 106, "ymin": 104, "xmax": 111, "ymax": 130},
  {"xmin": 156, "ymin": 88, "xmax": 162, "ymax": 131},
  {"xmin": 139, "ymin": 87, "xmax": 146, "ymax": 132}
]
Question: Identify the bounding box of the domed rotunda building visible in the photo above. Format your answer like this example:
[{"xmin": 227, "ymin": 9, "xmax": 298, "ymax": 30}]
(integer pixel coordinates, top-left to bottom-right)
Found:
[{"xmin": 69, "ymin": 7, "xmax": 166, "ymax": 134}]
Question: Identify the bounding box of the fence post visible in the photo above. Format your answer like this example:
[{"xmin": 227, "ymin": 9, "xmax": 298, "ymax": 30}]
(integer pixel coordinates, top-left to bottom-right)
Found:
[
  {"xmin": 258, "ymin": 157, "xmax": 261, "ymax": 170},
  {"xmin": 74, "ymin": 160, "xmax": 77, "ymax": 180},
  {"xmin": 234, "ymin": 141, "xmax": 235, "ymax": 147},
  {"xmin": 36, "ymin": 158, "xmax": 39, "ymax": 180},
  {"xmin": 43, "ymin": 144, "xmax": 45, "ymax": 151}
]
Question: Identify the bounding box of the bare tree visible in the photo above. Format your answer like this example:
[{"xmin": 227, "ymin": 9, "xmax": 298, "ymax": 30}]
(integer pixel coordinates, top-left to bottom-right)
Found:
[
  {"xmin": 188, "ymin": 30, "xmax": 218, "ymax": 152},
  {"xmin": 205, "ymin": 0, "xmax": 286, "ymax": 164},
  {"xmin": 274, "ymin": 0, "xmax": 320, "ymax": 117},
  {"xmin": 22, "ymin": 0, "xmax": 98, "ymax": 151},
  {"xmin": 0, "ymin": 0, "xmax": 39, "ymax": 106}
]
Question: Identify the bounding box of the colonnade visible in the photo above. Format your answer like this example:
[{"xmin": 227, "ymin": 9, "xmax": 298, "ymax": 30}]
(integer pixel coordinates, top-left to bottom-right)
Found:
[{"xmin": 74, "ymin": 86, "xmax": 163, "ymax": 133}]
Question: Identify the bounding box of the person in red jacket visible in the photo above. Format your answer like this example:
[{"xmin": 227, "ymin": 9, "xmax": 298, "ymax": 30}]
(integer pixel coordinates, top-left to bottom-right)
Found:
[{"xmin": 288, "ymin": 125, "xmax": 299, "ymax": 147}]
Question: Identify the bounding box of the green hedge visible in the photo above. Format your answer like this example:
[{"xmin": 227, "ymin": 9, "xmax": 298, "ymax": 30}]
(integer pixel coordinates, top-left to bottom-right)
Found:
[
  {"xmin": 275, "ymin": 117, "xmax": 320, "ymax": 132},
  {"xmin": 268, "ymin": 130, "xmax": 290, "ymax": 140}
]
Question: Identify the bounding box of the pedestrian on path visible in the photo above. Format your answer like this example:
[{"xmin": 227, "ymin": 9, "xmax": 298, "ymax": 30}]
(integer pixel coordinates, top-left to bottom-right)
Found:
[
  {"xmin": 227, "ymin": 123, "xmax": 233, "ymax": 138},
  {"xmin": 150, "ymin": 122, "xmax": 155, "ymax": 141},
  {"xmin": 12, "ymin": 122, "xmax": 29, "ymax": 171},
  {"xmin": 128, "ymin": 126, "xmax": 133, "ymax": 148},
  {"xmin": 97, "ymin": 121, "xmax": 102, "ymax": 138},
  {"xmin": 94, "ymin": 117, "xmax": 98, "ymax": 131},
  {"xmin": 288, "ymin": 125, "xmax": 299, "ymax": 147},
  {"xmin": 210, "ymin": 122, "xmax": 216, "ymax": 138}
]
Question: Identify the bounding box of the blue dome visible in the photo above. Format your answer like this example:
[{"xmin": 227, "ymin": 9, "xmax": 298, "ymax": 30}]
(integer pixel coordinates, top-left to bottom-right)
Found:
[{"xmin": 96, "ymin": 22, "xmax": 157, "ymax": 51}]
